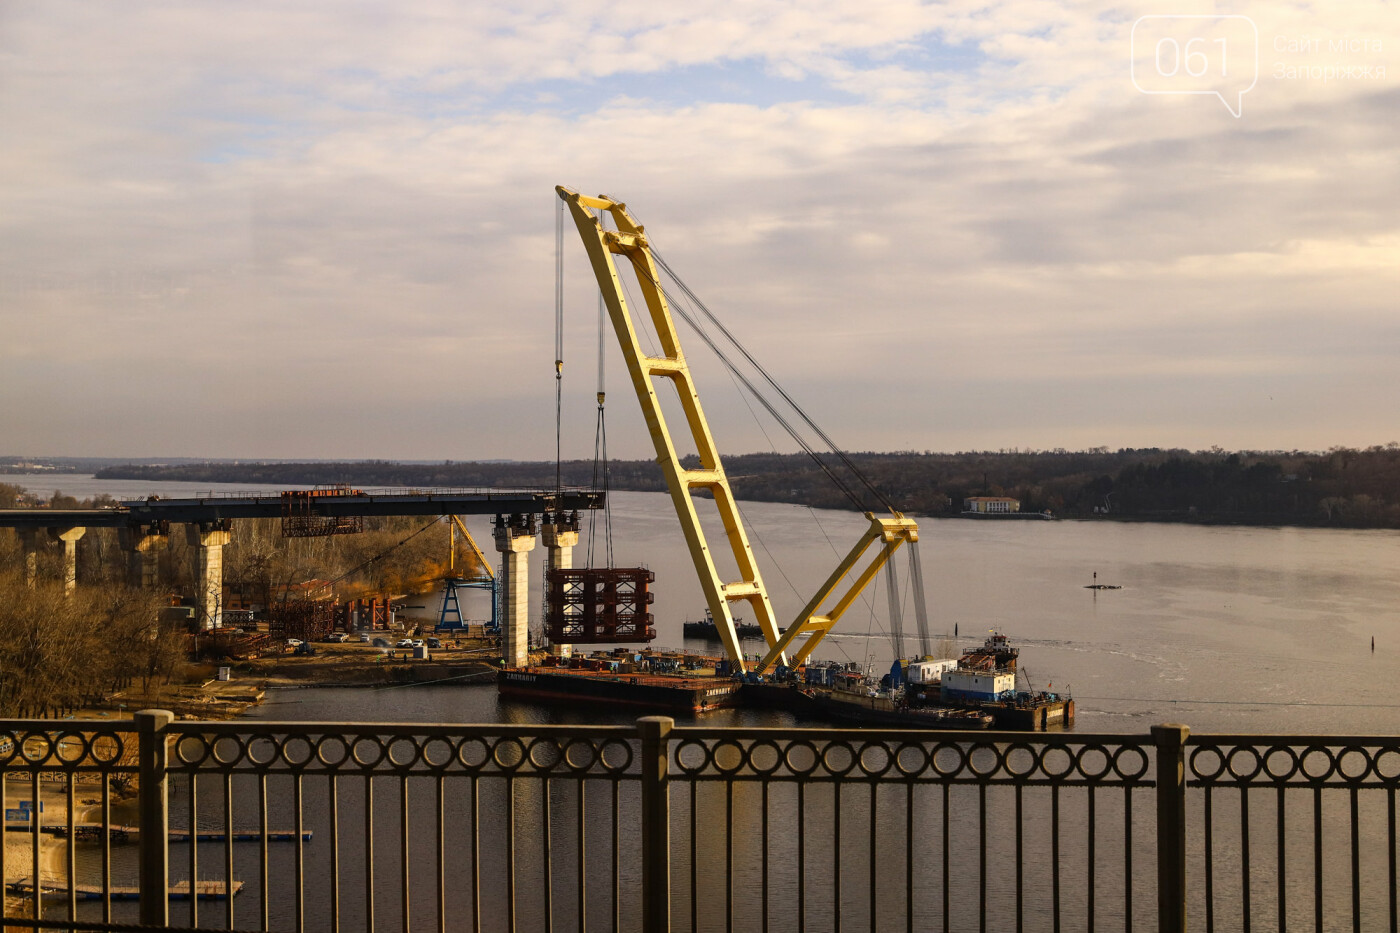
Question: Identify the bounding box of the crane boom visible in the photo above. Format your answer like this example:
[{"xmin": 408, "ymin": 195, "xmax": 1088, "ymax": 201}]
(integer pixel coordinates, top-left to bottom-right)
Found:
[
  {"xmin": 556, "ymin": 187, "xmax": 917, "ymax": 674},
  {"xmin": 448, "ymin": 514, "xmax": 493, "ymax": 580}
]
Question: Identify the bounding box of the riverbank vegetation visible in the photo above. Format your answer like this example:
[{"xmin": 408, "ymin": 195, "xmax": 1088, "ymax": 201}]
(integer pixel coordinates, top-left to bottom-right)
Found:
[
  {"xmin": 0, "ymin": 509, "xmax": 480, "ymax": 716},
  {"xmin": 89, "ymin": 444, "xmax": 1400, "ymax": 528},
  {"xmin": 0, "ymin": 569, "xmax": 181, "ymax": 717}
]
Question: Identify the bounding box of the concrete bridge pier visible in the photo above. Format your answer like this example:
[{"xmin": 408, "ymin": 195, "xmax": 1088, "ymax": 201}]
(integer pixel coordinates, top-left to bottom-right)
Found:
[
  {"xmin": 17, "ymin": 529, "xmax": 42, "ymax": 589},
  {"xmin": 50, "ymin": 527, "xmax": 86, "ymax": 596},
  {"xmin": 542, "ymin": 511, "xmax": 581, "ymax": 659},
  {"xmin": 494, "ymin": 513, "xmax": 537, "ymax": 669},
  {"xmin": 185, "ymin": 521, "xmax": 233, "ymax": 630},
  {"xmin": 119, "ymin": 524, "xmax": 169, "ymax": 589},
  {"xmin": 16, "ymin": 527, "xmax": 86, "ymax": 595}
]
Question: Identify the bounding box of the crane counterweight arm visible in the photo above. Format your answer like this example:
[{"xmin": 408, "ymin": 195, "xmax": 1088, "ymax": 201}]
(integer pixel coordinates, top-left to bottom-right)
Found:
[{"xmin": 758, "ymin": 514, "xmax": 918, "ymax": 671}]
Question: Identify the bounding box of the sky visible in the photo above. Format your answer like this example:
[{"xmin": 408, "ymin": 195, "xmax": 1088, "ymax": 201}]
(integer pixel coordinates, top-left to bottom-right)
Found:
[{"xmin": 1, "ymin": 1, "xmax": 1397, "ymax": 461}]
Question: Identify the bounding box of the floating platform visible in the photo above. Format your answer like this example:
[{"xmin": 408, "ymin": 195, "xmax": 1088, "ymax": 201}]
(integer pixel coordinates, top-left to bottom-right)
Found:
[
  {"xmin": 761, "ymin": 683, "xmax": 1002, "ymax": 728},
  {"xmin": 8, "ymin": 877, "xmax": 243, "ymax": 901},
  {"xmin": 953, "ymin": 696, "xmax": 1075, "ymax": 730},
  {"xmin": 499, "ymin": 667, "xmax": 741, "ymax": 713},
  {"xmin": 47, "ymin": 824, "xmax": 311, "ymax": 843}
]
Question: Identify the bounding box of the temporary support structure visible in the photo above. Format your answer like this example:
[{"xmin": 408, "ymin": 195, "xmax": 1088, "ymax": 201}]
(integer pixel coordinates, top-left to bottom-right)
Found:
[
  {"xmin": 437, "ymin": 515, "xmax": 497, "ymax": 632},
  {"xmin": 545, "ymin": 567, "xmax": 656, "ymax": 644}
]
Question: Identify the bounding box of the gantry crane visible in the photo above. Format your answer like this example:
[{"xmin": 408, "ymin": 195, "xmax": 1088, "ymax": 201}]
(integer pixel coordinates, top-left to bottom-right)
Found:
[
  {"xmin": 438, "ymin": 514, "xmax": 496, "ymax": 632},
  {"xmin": 557, "ymin": 187, "xmax": 919, "ymax": 674}
]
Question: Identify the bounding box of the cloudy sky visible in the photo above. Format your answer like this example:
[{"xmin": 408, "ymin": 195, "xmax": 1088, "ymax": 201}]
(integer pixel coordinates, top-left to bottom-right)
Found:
[{"xmin": 1, "ymin": 1, "xmax": 1396, "ymax": 461}]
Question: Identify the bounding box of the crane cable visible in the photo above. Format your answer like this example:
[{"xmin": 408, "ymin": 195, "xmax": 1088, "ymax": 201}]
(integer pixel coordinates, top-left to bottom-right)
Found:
[
  {"xmin": 622, "ymin": 254, "xmax": 868, "ymax": 512},
  {"xmin": 649, "ymin": 248, "xmax": 897, "ymax": 515},
  {"xmin": 587, "ymin": 290, "xmax": 614, "ymax": 568},
  {"xmin": 584, "ymin": 207, "xmax": 614, "ymax": 569},
  {"xmin": 626, "ymin": 249, "xmax": 895, "ymax": 515},
  {"xmin": 554, "ymin": 198, "xmax": 564, "ymax": 496},
  {"xmin": 630, "ymin": 247, "xmax": 928, "ymax": 661}
]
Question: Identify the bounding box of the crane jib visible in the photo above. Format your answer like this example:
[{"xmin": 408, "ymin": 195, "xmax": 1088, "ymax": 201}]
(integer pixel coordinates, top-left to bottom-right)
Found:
[{"xmin": 555, "ymin": 186, "xmax": 918, "ymax": 675}]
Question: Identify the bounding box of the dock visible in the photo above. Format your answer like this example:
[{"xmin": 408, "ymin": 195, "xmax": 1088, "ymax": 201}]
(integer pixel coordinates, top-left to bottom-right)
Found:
[
  {"xmin": 8, "ymin": 877, "xmax": 244, "ymax": 900},
  {"xmin": 43, "ymin": 823, "xmax": 311, "ymax": 843}
]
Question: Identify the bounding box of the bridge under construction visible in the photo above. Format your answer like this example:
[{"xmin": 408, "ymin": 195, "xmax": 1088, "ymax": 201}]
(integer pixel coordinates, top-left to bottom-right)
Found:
[{"xmin": 0, "ymin": 485, "xmax": 603, "ymax": 666}]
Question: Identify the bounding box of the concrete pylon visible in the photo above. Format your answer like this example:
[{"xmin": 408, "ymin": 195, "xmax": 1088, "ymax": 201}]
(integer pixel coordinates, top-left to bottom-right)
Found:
[
  {"xmin": 185, "ymin": 522, "xmax": 233, "ymax": 630},
  {"xmin": 119, "ymin": 524, "xmax": 169, "ymax": 589},
  {"xmin": 50, "ymin": 527, "xmax": 86, "ymax": 597},
  {"xmin": 494, "ymin": 514, "xmax": 538, "ymax": 669},
  {"xmin": 542, "ymin": 512, "xmax": 581, "ymax": 659},
  {"xmin": 17, "ymin": 529, "xmax": 42, "ymax": 589}
]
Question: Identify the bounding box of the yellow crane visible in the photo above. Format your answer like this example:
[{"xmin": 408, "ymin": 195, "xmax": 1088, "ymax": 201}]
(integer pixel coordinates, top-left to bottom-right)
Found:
[
  {"xmin": 447, "ymin": 514, "xmax": 492, "ymax": 580},
  {"xmin": 557, "ymin": 187, "xmax": 918, "ymax": 675}
]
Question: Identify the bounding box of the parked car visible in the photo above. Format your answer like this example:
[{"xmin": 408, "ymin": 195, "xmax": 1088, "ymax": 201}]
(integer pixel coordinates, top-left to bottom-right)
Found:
[
  {"xmin": 325, "ymin": 633, "xmax": 348, "ymax": 643},
  {"xmin": 359, "ymin": 634, "xmax": 371, "ymax": 643},
  {"xmin": 372, "ymin": 638, "xmax": 391, "ymax": 648},
  {"xmin": 425, "ymin": 638, "xmax": 441, "ymax": 649},
  {"xmin": 411, "ymin": 639, "xmax": 425, "ymax": 649},
  {"xmin": 396, "ymin": 638, "xmax": 414, "ymax": 648},
  {"xmin": 285, "ymin": 639, "xmax": 303, "ymax": 648}
]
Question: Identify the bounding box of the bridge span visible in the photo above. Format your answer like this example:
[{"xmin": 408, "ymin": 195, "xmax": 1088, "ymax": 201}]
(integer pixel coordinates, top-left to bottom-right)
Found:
[{"xmin": 0, "ymin": 486, "xmax": 603, "ymax": 528}]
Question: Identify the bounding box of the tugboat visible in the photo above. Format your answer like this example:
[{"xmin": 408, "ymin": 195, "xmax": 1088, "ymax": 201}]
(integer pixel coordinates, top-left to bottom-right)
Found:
[
  {"xmin": 794, "ymin": 661, "xmax": 994, "ymax": 730},
  {"xmin": 682, "ymin": 608, "xmax": 764, "ymax": 641},
  {"xmin": 938, "ymin": 633, "xmax": 1074, "ymax": 730}
]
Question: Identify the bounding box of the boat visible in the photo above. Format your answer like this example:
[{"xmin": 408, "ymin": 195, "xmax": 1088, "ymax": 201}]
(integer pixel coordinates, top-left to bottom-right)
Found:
[
  {"xmin": 938, "ymin": 633, "xmax": 1074, "ymax": 730},
  {"xmin": 795, "ymin": 662, "xmax": 993, "ymax": 730},
  {"xmin": 682, "ymin": 608, "xmax": 764, "ymax": 641}
]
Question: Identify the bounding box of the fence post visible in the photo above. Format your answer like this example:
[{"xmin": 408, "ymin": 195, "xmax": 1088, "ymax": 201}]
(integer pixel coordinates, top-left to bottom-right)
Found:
[
  {"xmin": 638, "ymin": 716, "xmax": 674, "ymax": 933},
  {"xmin": 1153, "ymin": 723, "xmax": 1190, "ymax": 933},
  {"xmin": 136, "ymin": 709, "xmax": 174, "ymax": 926}
]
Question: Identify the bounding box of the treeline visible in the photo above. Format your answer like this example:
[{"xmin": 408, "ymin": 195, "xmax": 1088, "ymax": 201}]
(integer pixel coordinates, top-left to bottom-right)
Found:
[
  {"xmin": 0, "ymin": 568, "xmax": 181, "ymax": 717},
  {"xmin": 93, "ymin": 444, "xmax": 1400, "ymax": 528}
]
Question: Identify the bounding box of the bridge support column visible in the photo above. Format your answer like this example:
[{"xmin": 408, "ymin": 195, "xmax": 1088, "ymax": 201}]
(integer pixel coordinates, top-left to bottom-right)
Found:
[
  {"xmin": 119, "ymin": 524, "xmax": 168, "ymax": 589},
  {"xmin": 50, "ymin": 527, "xmax": 86, "ymax": 597},
  {"xmin": 185, "ymin": 522, "xmax": 232, "ymax": 630},
  {"xmin": 494, "ymin": 514, "xmax": 537, "ymax": 669},
  {"xmin": 17, "ymin": 529, "xmax": 42, "ymax": 589},
  {"xmin": 542, "ymin": 512, "xmax": 581, "ymax": 659}
]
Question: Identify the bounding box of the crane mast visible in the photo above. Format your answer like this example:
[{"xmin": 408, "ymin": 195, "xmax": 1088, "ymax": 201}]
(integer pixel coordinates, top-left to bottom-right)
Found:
[{"xmin": 556, "ymin": 187, "xmax": 918, "ymax": 674}]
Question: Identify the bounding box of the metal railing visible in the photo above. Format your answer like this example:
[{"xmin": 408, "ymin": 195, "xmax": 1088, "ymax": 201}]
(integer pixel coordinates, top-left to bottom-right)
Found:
[{"xmin": 0, "ymin": 715, "xmax": 1395, "ymax": 932}]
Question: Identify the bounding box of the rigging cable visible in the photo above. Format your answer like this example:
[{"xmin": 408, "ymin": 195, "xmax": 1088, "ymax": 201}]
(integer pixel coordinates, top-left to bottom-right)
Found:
[
  {"xmin": 318, "ymin": 517, "xmax": 443, "ymax": 592},
  {"xmin": 587, "ymin": 290, "xmax": 614, "ymax": 568},
  {"xmin": 649, "ymin": 248, "xmax": 897, "ymax": 514},
  {"xmin": 907, "ymin": 544, "xmax": 933, "ymax": 657},
  {"xmin": 622, "ymin": 253, "xmax": 868, "ymax": 512},
  {"xmin": 554, "ymin": 197, "xmax": 564, "ymax": 496}
]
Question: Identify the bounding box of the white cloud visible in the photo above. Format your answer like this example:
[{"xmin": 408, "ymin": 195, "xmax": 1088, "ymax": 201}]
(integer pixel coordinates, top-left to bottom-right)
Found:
[{"xmin": 1, "ymin": 1, "xmax": 1397, "ymax": 458}]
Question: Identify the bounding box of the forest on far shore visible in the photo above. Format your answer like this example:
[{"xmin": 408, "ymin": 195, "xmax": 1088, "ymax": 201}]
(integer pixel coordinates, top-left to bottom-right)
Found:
[{"xmin": 83, "ymin": 444, "xmax": 1400, "ymax": 529}]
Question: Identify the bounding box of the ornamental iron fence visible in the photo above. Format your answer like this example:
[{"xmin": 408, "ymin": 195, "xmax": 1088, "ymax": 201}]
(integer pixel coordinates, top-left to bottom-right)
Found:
[{"xmin": 0, "ymin": 714, "xmax": 1394, "ymax": 932}]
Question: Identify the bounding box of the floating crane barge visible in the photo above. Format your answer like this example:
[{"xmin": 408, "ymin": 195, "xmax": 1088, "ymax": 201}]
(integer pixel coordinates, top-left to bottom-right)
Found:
[{"xmin": 498, "ymin": 187, "xmax": 1070, "ymax": 731}]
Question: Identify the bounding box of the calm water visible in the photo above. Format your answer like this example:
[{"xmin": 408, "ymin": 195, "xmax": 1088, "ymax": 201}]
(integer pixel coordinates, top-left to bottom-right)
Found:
[
  {"xmin": 20, "ymin": 475, "xmax": 1394, "ymax": 931},
  {"xmin": 9, "ymin": 473, "xmax": 1398, "ymax": 733}
]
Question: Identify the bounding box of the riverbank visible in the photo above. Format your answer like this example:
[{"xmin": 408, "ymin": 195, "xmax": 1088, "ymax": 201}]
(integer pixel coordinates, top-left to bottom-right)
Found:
[{"xmin": 99, "ymin": 642, "xmax": 500, "ymax": 720}]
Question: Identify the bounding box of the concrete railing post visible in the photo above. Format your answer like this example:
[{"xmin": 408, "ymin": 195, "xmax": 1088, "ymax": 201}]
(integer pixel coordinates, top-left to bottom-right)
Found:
[
  {"xmin": 1154, "ymin": 723, "xmax": 1190, "ymax": 933},
  {"xmin": 136, "ymin": 709, "xmax": 174, "ymax": 926},
  {"xmin": 638, "ymin": 716, "xmax": 673, "ymax": 933}
]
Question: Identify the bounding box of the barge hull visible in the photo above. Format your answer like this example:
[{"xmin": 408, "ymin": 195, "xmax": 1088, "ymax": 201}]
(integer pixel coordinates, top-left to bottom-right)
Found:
[{"xmin": 499, "ymin": 669, "xmax": 740, "ymax": 714}]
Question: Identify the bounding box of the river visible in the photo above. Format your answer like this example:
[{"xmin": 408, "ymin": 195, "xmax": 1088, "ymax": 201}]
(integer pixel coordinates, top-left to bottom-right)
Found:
[
  {"xmin": 12, "ymin": 474, "xmax": 1396, "ymax": 930},
  {"xmin": 5, "ymin": 473, "xmax": 1399, "ymax": 733}
]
